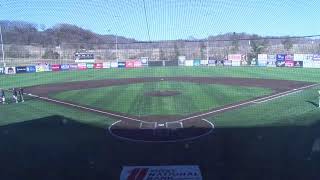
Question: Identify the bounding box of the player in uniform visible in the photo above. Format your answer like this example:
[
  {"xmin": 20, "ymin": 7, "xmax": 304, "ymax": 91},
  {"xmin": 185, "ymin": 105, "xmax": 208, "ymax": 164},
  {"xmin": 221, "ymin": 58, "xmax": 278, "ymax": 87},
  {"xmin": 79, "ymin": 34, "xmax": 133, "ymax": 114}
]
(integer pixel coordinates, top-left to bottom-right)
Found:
[
  {"xmin": 12, "ymin": 88, "xmax": 18, "ymax": 103},
  {"xmin": 19, "ymin": 88, "xmax": 24, "ymax": 102},
  {"xmin": 0, "ymin": 88, "xmax": 5, "ymax": 104}
]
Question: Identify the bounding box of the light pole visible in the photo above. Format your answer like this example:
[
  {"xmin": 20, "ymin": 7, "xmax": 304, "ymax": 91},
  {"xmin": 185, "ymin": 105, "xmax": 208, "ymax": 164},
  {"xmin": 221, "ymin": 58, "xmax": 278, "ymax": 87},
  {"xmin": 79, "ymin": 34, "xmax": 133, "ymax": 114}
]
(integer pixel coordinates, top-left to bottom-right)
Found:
[{"xmin": 0, "ymin": 25, "xmax": 5, "ymax": 67}]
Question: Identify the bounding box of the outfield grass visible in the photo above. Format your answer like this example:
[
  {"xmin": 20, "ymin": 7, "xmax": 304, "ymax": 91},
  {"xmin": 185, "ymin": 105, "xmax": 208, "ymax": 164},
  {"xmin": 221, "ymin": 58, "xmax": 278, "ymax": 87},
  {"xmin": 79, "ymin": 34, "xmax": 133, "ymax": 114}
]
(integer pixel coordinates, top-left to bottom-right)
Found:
[
  {"xmin": 51, "ymin": 82, "xmax": 272, "ymax": 116},
  {"xmin": 1, "ymin": 66, "xmax": 320, "ymax": 89},
  {"xmin": 1, "ymin": 66, "xmax": 320, "ymax": 128}
]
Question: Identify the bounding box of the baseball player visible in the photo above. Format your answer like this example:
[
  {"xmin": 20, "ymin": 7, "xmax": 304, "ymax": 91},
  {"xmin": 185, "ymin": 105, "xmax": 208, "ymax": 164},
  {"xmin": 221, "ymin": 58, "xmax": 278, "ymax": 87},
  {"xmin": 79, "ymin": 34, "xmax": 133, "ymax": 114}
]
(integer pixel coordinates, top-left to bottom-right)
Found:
[
  {"xmin": 12, "ymin": 88, "xmax": 18, "ymax": 103},
  {"xmin": 19, "ymin": 88, "xmax": 24, "ymax": 102},
  {"xmin": 0, "ymin": 88, "xmax": 5, "ymax": 104}
]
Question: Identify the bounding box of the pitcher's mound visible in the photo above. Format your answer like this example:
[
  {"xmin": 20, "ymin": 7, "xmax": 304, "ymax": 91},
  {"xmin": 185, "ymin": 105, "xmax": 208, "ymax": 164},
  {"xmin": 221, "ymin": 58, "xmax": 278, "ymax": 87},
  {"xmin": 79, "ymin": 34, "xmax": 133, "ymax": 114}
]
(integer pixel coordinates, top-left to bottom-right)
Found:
[{"xmin": 145, "ymin": 90, "xmax": 181, "ymax": 97}]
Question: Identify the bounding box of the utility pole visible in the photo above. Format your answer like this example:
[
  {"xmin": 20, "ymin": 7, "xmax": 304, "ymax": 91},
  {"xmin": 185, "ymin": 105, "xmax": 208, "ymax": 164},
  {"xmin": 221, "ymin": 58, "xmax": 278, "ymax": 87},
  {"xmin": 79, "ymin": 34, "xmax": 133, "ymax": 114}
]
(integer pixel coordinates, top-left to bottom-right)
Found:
[{"xmin": 0, "ymin": 25, "xmax": 5, "ymax": 67}]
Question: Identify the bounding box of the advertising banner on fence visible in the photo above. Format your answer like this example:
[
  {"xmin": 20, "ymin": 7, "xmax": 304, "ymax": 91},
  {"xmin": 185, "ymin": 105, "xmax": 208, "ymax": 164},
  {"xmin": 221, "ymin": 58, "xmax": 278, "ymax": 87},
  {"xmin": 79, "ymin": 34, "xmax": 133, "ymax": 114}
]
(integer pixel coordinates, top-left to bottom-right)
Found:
[
  {"xmin": 26, "ymin": 66, "xmax": 36, "ymax": 73},
  {"xmin": 148, "ymin": 61, "xmax": 163, "ymax": 67},
  {"xmin": 193, "ymin": 59, "xmax": 201, "ymax": 66},
  {"xmin": 178, "ymin": 56, "xmax": 186, "ymax": 66},
  {"xmin": 125, "ymin": 61, "xmax": 135, "ymax": 68},
  {"xmin": 86, "ymin": 63, "xmax": 94, "ymax": 69},
  {"xmin": 258, "ymin": 60, "xmax": 267, "ymax": 67},
  {"xmin": 69, "ymin": 64, "xmax": 78, "ymax": 70},
  {"xmin": 15, "ymin": 66, "xmax": 27, "ymax": 73},
  {"xmin": 111, "ymin": 61, "xmax": 118, "ymax": 68},
  {"xmin": 134, "ymin": 60, "xmax": 142, "ymax": 68},
  {"xmin": 276, "ymin": 60, "xmax": 285, "ymax": 67},
  {"xmin": 294, "ymin": 61, "xmax": 303, "ymax": 68},
  {"xmin": 303, "ymin": 61, "xmax": 314, "ymax": 68},
  {"xmin": 60, "ymin": 64, "xmax": 70, "ymax": 71},
  {"xmin": 200, "ymin": 60, "xmax": 208, "ymax": 66},
  {"xmin": 140, "ymin": 57, "xmax": 149, "ymax": 66},
  {"xmin": 232, "ymin": 61, "xmax": 241, "ymax": 66},
  {"xmin": 185, "ymin": 60, "xmax": 194, "ymax": 67},
  {"xmin": 228, "ymin": 54, "xmax": 242, "ymax": 61},
  {"xmin": 120, "ymin": 166, "xmax": 202, "ymax": 180},
  {"xmin": 51, "ymin": 64, "xmax": 61, "ymax": 71},
  {"xmin": 276, "ymin": 54, "xmax": 286, "ymax": 61},
  {"xmin": 285, "ymin": 54, "xmax": 294, "ymax": 61},
  {"xmin": 36, "ymin": 64, "xmax": 51, "ymax": 72},
  {"xmin": 313, "ymin": 54, "xmax": 320, "ymax": 61},
  {"xmin": 94, "ymin": 63, "xmax": 103, "ymax": 69},
  {"xmin": 78, "ymin": 63, "xmax": 87, "ymax": 70},
  {"xmin": 294, "ymin": 54, "xmax": 305, "ymax": 61},
  {"xmin": 313, "ymin": 61, "xmax": 320, "ymax": 68},
  {"xmin": 208, "ymin": 60, "xmax": 216, "ymax": 66},
  {"xmin": 258, "ymin": 54, "xmax": 268, "ymax": 61},
  {"xmin": 285, "ymin": 60, "xmax": 294, "ymax": 67},
  {"xmin": 103, "ymin": 62, "xmax": 111, "ymax": 69},
  {"xmin": 118, "ymin": 62, "xmax": 126, "ymax": 68},
  {"xmin": 5, "ymin": 67, "xmax": 16, "ymax": 74},
  {"xmin": 224, "ymin": 60, "xmax": 232, "ymax": 66},
  {"xmin": 164, "ymin": 60, "xmax": 179, "ymax": 66},
  {"xmin": 0, "ymin": 67, "xmax": 4, "ymax": 74}
]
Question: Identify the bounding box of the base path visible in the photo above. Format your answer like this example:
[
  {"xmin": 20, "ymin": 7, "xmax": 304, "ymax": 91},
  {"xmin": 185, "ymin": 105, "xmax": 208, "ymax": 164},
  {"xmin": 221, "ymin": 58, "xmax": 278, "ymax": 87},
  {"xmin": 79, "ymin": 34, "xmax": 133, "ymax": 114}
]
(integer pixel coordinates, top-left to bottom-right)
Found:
[{"xmin": 24, "ymin": 77, "xmax": 318, "ymax": 142}]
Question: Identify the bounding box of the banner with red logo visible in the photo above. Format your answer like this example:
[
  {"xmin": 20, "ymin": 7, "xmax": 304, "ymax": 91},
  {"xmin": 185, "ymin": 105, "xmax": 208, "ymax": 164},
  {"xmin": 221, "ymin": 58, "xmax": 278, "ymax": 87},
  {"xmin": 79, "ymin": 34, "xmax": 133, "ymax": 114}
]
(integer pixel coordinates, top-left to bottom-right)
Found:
[
  {"xmin": 120, "ymin": 166, "xmax": 202, "ymax": 180},
  {"xmin": 78, "ymin": 63, "xmax": 87, "ymax": 70},
  {"xmin": 134, "ymin": 60, "xmax": 142, "ymax": 68},
  {"xmin": 51, "ymin": 64, "xmax": 61, "ymax": 71},
  {"xmin": 125, "ymin": 60, "xmax": 135, "ymax": 68},
  {"xmin": 285, "ymin": 60, "xmax": 294, "ymax": 67},
  {"xmin": 94, "ymin": 63, "xmax": 103, "ymax": 69}
]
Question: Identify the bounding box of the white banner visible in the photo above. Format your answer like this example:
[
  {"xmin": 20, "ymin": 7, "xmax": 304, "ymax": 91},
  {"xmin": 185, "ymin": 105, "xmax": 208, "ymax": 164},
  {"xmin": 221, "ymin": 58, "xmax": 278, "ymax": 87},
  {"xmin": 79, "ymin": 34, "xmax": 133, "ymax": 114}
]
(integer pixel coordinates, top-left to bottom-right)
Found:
[
  {"xmin": 5, "ymin": 67, "xmax": 16, "ymax": 74},
  {"xmin": 228, "ymin": 54, "xmax": 242, "ymax": 61},
  {"xmin": 231, "ymin": 61, "xmax": 241, "ymax": 66},
  {"xmin": 111, "ymin": 61, "xmax": 118, "ymax": 68},
  {"xmin": 103, "ymin": 62, "xmax": 111, "ymax": 69},
  {"xmin": 258, "ymin": 54, "xmax": 268, "ymax": 60},
  {"xmin": 120, "ymin": 166, "xmax": 202, "ymax": 180},
  {"xmin": 185, "ymin": 60, "xmax": 194, "ymax": 66},
  {"xmin": 200, "ymin": 60, "xmax": 208, "ymax": 65}
]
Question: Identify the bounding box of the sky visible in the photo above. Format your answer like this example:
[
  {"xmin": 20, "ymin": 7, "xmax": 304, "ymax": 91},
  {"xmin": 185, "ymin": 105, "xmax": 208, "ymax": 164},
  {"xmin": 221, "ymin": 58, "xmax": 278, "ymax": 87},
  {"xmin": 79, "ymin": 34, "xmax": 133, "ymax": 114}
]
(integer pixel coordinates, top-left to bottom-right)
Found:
[{"xmin": 0, "ymin": 0, "xmax": 320, "ymax": 41}]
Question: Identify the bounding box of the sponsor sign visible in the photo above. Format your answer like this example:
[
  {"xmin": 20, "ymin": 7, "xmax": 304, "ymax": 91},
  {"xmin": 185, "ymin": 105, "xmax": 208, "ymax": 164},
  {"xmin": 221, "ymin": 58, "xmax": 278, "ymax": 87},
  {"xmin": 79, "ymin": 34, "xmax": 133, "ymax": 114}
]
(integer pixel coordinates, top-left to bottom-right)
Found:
[
  {"xmin": 303, "ymin": 61, "xmax": 314, "ymax": 68},
  {"xmin": 0, "ymin": 67, "xmax": 4, "ymax": 74},
  {"xmin": 125, "ymin": 61, "xmax": 135, "ymax": 68},
  {"xmin": 313, "ymin": 54, "xmax": 320, "ymax": 61},
  {"xmin": 86, "ymin": 63, "xmax": 94, "ymax": 69},
  {"xmin": 294, "ymin": 54, "xmax": 305, "ymax": 61},
  {"xmin": 228, "ymin": 54, "xmax": 242, "ymax": 61},
  {"xmin": 78, "ymin": 63, "xmax": 87, "ymax": 70},
  {"xmin": 232, "ymin": 61, "xmax": 241, "ymax": 66},
  {"xmin": 223, "ymin": 60, "xmax": 232, "ymax": 66},
  {"xmin": 258, "ymin": 54, "xmax": 268, "ymax": 61},
  {"xmin": 285, "ymin": 54, "xmax": 294, "ymax": 61},
  {"xmin": 285, "ymin": 60, "xmax": 294, "ymax": 67},
  {"xmin": 276, "ymin": 54, "xmax": 286, "ymax": 61},
  {"xmin": 15, "ymin": 66, "xmax": 27, "ymax": 73},
  {"xmin": 103, "ymin": 62, "xmax": 111, "ymax": 69},
  {"xmin": 140, "ymin": 57, "xmax": 149, "ymax": 66},
  {"xmin": 51, "ymin": 64, "xmax": 61, "ymax": 71},
  {"xmin": 75, "ymin": 59, "xmax": 95, "ymax": 63},
  {"xmin": 185, "ymin": 60, "xmax": 194, "ymax": 67},
  {"xmin": 258, "ymin": 60, "xmax": 267, "ymax": 67},
  {"xmin": 118, "ymin": 61, "xmax": 126, "ymax": 68},
  {"xmin": 178, "ymin": 56, "xmax": 186, "ymax": 66},
  {"xmin": 36, "ymin": 64, "xmax": 51, "ymax": 72},
  {"xmin": 193, "ymin": 59, "xmax": 201, "ymax": 66},
  {"xmin": 134, "ymin": 60, "xmax": 142, "ymax": 68},
  {"xmin": 60, "ymin": 64, "xmax": 70, "ymax": 71},
  {"xmin": 294, "ymin": 61, "xmax": 303, "ymax": 68},
  {"xmin": 94, "ymin": 63, "xmax": 103, "ymax": 69},
  {"xmin": 313, "ymin": 61, "xmax": 320, "ymax": 68},
  {"xmin": 276, "ymin": 60, "xmax": 285, "ymax": 67},
  {"xmin": 5, "ymin": 67, "xmax": 16, "ymax": 74},
  {"xmin": 208, "ymin": 60, "xmax": 216, "ymax": 66},
  {"xmin": 26, "ymin": 66, "xmax": 36, "ymax": 73},
  {"xmin": 111, "ymin": 61, "xmax": 118, "ymax": 68},
  {"xmin": 200, "ymin": 60, "xmax": 208, "ymax": 66},
  {"xmin": 120, "ymin": 166, "xmax": 202, "ymax": 180},
  {"xmin": 69, "ymin": 64, "xmax": 78, "ymax": 70}
]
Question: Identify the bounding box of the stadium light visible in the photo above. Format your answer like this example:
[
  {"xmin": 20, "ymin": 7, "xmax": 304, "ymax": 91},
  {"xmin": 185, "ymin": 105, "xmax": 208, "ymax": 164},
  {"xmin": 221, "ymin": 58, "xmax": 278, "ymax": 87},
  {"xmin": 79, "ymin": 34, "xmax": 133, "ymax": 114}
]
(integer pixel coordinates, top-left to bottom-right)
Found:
[{"xmin": 0, "ymin": 25, "xmax": 5, "ymax": 67}]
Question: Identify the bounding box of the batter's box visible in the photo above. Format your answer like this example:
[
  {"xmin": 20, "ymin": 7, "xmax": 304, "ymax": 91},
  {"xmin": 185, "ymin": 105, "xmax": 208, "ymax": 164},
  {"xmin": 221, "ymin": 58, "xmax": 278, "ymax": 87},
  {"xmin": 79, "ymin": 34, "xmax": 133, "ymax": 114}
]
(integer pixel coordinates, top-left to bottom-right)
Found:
[{"xmin": 139, "ymin": 121, "xmax": 157, "ymax": 129}]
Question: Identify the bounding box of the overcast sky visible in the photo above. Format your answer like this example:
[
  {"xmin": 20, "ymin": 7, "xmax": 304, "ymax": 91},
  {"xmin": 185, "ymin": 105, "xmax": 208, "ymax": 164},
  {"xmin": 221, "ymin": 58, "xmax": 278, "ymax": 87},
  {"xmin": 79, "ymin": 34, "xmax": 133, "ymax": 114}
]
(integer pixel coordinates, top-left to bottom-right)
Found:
[{"xmin": 1, "ymin": 0, "xmax": 320, "ymax": 40}]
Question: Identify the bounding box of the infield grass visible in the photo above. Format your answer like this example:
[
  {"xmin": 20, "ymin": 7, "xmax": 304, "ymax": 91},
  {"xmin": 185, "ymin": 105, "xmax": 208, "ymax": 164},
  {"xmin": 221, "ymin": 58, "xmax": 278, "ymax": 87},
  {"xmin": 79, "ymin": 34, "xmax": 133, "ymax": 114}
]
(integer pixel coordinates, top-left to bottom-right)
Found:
[{"xmin": 51, "ymin": 82, "xmax": 272, "ymax": 116}]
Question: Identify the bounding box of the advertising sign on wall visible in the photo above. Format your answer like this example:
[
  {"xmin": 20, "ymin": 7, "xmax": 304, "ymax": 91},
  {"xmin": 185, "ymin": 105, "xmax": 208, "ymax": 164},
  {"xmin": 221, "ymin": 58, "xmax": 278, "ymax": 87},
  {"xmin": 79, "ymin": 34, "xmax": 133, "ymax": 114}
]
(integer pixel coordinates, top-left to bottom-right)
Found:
[
  {"xmin": 0, "ymin": 67, "xmax": 4, "ymax": 74},
  {"xmin": 15, "ymin": 66, "xmax": 27, "ymax": 73},
  {"xmin": 125, "ymin": 61, "xmax": 135, "ymax": 68},
  {"xmin": 51, "ymin": 64, "xmax": 61, "ymax": 71},
  {"xmin": 5, "ymin": 67, "xmax": 16, "ymax": 74},
  {"xmin": 185, "ymin": 60, "xmax": 194, "ymax": 66},
  {"xmin": 193, "ymin": 59, "xmax": 201, "ymax": 66},
  {"xmin": 134, "ymin": 60, "xmax": 142, "ymax": 68},
  {"xmin": 313, "ymin": 54, "xmax": 320, "ymax": 61},
  {"xmin": 103, "ymin": 62, "xmax": 111, "ymax": 69},
  {"xmin": 276, "ymin": 54, "xmax": 286, "ymax": 61},
  {"xmin": 224, "ymin": 60, "xmax": 232, "ymax": 66},
  {"xmin": 228, "ymin": 54, "xmax": 242, "ymax": 61},
  {"xmin": 69, "ymin": 64, "xmax": 78, "ymax": 70},
  {"xmin": 78, "ymin": 63, "xmax": 87, "ymax": 70},
  {"xmin": 276, "ymin": 60, "xmax": 285, "ymax": 67},
  {"xmin": 60, "ymin": 64, "xmax": 70, "ymax": 71},
  {"xmin": 140, "ymin": 57, "xmax": 149, "ymax": 66},
  {"xmin": 285, "ymin": 60, "xmax": 294, "ymax": 67},
  {"xmin": 294, "ymin": 61, "xmax": 303, "ymax": 68},
  {"xmin": 36, "ymin": 64, "xmax": 51, "ymax": 72},
  {"xmin": 86, "ymin": 63, "xmax": 94, "ymax": 69},
  {"xmin": 178, "ymin": 56, "xmax": 186, "ymax": 66},
  {"xmin": 285, "ymin": 54, "xmax": 294, "ymax": 61},
  {"xmin": 118, "ymin": 61, "xmax": 126, "ymax": 68},
  {"xmin": 208, "ymin": 60, "xmax": 216, "ymax": 66},
  {"xmin": 110, "ymin": 61, "xmax": 118, "ymax": 68},
  {"xmin": 232, "ymin": 61, "xmax": 241, "ymax": 66},
  {"xmin": 94, "ymin": 63, "xmax": 103, "ymax": 69}
]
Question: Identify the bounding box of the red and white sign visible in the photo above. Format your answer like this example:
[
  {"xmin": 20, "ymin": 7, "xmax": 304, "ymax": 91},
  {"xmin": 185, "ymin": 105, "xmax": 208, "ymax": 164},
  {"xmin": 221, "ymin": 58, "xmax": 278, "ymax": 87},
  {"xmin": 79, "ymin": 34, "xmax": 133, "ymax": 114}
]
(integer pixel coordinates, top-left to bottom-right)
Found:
[
  {"xmin": 77, "ymin": 63, "xmax": 87, "ymax": 70},
  {"xmin": 285, "ymin": 60, "xmax": 294, "ymax": 67},
  {"xmin": 94, "ymin": 63, "xmax": 103, "ymax": 69},
  {"xmin": 51, "ymin": 64, "xmax": 61, "ymax": 71},
  {"xmin": 120, "ymin": 166, "xmax": 202, "ymax": 180},
  {"xmin": 125, "ymin": 60, "xmax": 135, "ymax": 68},
  {"xmin": 228, "ymin": 54, "xmax": 242, "ymax": 61},
  {"xmin": 134, "ymin": 60, "xmax": 142, "ymax": 68}
]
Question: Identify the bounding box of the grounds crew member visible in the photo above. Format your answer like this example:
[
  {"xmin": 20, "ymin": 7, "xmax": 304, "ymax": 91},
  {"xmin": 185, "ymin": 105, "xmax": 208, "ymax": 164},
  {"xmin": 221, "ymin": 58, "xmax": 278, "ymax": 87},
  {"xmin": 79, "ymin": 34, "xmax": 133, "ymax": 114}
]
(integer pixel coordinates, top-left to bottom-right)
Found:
[
  {"xmin": 19, "ymin": 87, "xmax": 24, "ymax": 102},
  {"xmin": 12, "ymin": 88, "xmax": 18, "ymax": 103},
  {"xmin": 0, "ymin": 88, "xmax": 5, "ymax": 104}
]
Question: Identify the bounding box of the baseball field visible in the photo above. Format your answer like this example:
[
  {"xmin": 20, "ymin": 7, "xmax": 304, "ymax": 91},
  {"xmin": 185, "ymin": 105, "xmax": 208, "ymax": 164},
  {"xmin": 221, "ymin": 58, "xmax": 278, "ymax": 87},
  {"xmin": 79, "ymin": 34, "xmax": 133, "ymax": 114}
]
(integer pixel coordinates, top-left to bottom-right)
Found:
[{"xmin": 1, "ymin": 66, "xmax": 320, "ymax": 179}]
